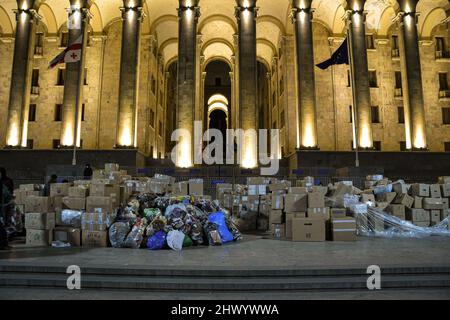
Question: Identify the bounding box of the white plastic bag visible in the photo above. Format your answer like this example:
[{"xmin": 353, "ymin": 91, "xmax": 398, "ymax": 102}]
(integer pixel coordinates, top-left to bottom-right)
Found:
[{"xmin": 166, "ymin": 230, "xmax": 185, "ymax": 251}]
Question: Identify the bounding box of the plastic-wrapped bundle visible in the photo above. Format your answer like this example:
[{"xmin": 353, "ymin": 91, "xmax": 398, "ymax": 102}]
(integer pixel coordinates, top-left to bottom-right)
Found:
[
  {"xmin": 123, "ymin": 218, "xmax": 148, "ymax": 249},
  {"xmin": 165, "ymin": 204, "xmax": 187, "ymax": 229},
  {"xmin": 147, "ymin": 230, "xmax": 167, "ymax": 250},
  {"xmin": 109, "ymin": 222, "xmax": 131, "ymax": 248},
  {"xmin": 208, "ymin": 212, "xmax": 234, "ymax": 243},
  {"xmin": 226, "ymin": 216, "xmax": 242, "ymax": 241},
  {"xmin": 166, "ymin": 230, "xmax": 185, "ymax": 251},
  {"xmin": 143, "ymin": 208, "xmax": 161, "ymax": 222},
  {"xmin": 150, "ymin": 215, "xmax": 167, "ymax": 233},
  {"xmin": 357, "ymin": 206, "xmax": 450, "ymax": 238},
  {"xmin": 186, "ymin": 204, "xmax": 208, "ymax": 223},
  {"xmin": 60, "ymin": 210, "xmax": 82, "ymax": 228},
  {"xmin": 204, "ymin": 221, "xmax": 222, "ymax": 246}
]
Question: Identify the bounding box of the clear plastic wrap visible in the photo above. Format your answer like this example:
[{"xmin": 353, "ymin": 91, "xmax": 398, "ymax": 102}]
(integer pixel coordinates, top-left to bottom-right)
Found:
[
  {"xmin": 109, "ymin": 222, "xmax": 131, "ymax": 248},
  {"xmin": 60, "ymin": 210, "xmax": 82, "ymax": 228},
  {"xmin": 357, "ymin": 206, "xmax": 450, "ymax": 238}
]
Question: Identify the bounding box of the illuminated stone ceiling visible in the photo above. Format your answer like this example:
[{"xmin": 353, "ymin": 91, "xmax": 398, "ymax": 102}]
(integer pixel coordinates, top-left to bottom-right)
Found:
[{"xmin": 0, "ymin": 0, "xmax": 448, "ymax": 68}]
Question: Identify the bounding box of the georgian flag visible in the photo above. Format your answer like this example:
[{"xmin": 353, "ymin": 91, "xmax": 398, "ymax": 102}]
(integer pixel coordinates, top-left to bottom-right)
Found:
[{"xmin": 48, "ymin": 36, "xmax": 83, "ymax": 69}]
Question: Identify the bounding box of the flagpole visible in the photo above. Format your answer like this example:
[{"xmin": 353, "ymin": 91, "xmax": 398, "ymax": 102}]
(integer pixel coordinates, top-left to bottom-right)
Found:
[{"xmin": 346, "ymin": 22, "xmax": 360, "ymax": 168}]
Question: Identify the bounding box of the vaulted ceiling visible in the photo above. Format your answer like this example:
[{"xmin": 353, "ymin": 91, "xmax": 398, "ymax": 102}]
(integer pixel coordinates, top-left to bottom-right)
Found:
[{"xmin": 0, "ymin": 0, "xmax": 448, "ymax": 68}]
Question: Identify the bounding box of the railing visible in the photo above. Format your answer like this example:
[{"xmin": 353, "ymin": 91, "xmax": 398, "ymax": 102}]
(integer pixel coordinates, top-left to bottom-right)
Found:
[
  {"xmin": 31, "ymin": 86, "xmax": 39, "ymax": 95},
  {"xmin": 436, "ymin": 50, "xmax": 450, "ymax": 60},
  {"xmin": 394, "ymin": 88, "xmax": 403, "ymax": 98},
  {"xmin": 439, "ymin": 89, "xmax": 450, "ymax": 99},
  {"xmin": 391, "ymin": 49, "xmax": 400, "ymax": 58}
]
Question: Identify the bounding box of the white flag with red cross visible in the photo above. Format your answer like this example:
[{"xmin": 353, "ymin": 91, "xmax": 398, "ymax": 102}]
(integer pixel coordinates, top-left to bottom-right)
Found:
[{"xmin": 48, "ymin": 36, "xmax": 83, "ymax": 69}]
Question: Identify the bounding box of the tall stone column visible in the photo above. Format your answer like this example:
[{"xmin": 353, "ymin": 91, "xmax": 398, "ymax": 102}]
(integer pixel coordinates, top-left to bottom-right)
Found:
[
  {"xmin": 60, "ymin": 0, "xmax": 91, "ymax": 147},
  {"xmin": 345, "ymin": 0, "xmax": 373, "ymax": 149},
  {"xmin": 5, "ymin": 0, "xmax": 39, "ymax": 147},
  {"xmin": 115, "ymin": 0, "xmax": 144, "ymax": 148},
  {"xmin": 235, "ymin": 0, "xmax": 258, "ymax": 168},
  {"xmin": 291, "ymin": 0, "xmax": 318, "ymax": 149},
  {"xmin": 396, "ymin": 0, "xmax": 427, "ymax": 149},
  {"xmin": 176, "ymin": 0, "xmax": 200, "ymax": 167}
]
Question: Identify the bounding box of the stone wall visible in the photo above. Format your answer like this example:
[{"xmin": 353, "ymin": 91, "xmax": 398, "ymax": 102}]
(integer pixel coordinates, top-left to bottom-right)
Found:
[{"xmin": 0, "ymin": 37, "xmax": 14, "ymax": 149}]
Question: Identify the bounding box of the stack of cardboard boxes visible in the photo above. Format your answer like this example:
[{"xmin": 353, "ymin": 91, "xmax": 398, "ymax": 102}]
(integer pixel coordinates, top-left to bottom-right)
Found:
[
  {"xmin": 25, "ymin": 196, "xmax": 55, "ymax": 246},
  {"xmin": 362, "ymin": 175, "xmax": 450, "ymax": 229}
]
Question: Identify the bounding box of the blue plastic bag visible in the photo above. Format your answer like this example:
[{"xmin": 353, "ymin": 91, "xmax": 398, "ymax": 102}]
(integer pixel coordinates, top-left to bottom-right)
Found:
[
  {"xmin": 208, "ymin": 212, "xmax": 234, "ymax": 243},
  {"xmin": 147, "ymin": 230, "xmax": 167, "ymax": 250}
]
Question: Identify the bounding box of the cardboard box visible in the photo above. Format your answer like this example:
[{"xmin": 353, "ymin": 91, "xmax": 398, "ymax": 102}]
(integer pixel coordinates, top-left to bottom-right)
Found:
[
  {"xmin": 271, "ymin": 193, "xmax": 284, "ymax": 210},
  {"xmin": 25, "ymin": 212, "xmax": 55, "ymax": 230},
  {"xmin": 413, "ymin": 196, "xmax": 423, "ymax": 209},
  {"xmin": 393, "ymin": 193, "xmax": 414, "ymax": 208},
  {"xmin": 376, "ymin": 192, "xmax": 396, "ymax": 204},
  {"xmin": 247, "ymin": 177, "xmax": 269, "ymax": 185},
  {"xmin": 268, "ymin": 181, "xmax": 290, "ymax": 192},
  {"xmin": 284, "ymin": 194, "xmax": 307, "ymax": 213},
  {"xmin": 311, "ymin": 186, "xmax": 328, "ymax": 195},
  {"xmin": 386, "ymin": 204, "xmax": 405, "ymax": 218},
  {"xmin": 410, "ymin": 184, "xmax": 430, "ymax": 197},
  {"xmin": 430, "ymin": 184, "xmax": 441, "ymax": 198},
  {"xmin": 376, "ymin": 202, "xmax": 389, "ymax": 211},
  {"xmin": 269, "ymin": 210, "xmax": 283, "ymax": 225},
  {"xmin": 81, "ymin": 211, "xmax": 110, "ymax": 231},
  {"xmin": 441, "ymin": 184, "xmax": 450, "ymax": 197},
  {"xmin": 86, "ymin": 196, "xmax": 114, "ymax": 213},
  {"xmin": 68, "ymin": 186, "xmax": 88, "ymax": 198},
  {"xmin": 414, "ymin": 221, "xmax": 430, "ymax": 228},
  {"xmin": 331, "ymin": 217, "xmax": 357, "ymax": 241},
  {"xmin": 307, "ymin": 207, "xmax": 330, "ymax": 220},
  {"xmin": 82, "ymin": 230, "xmax": 108, "ymax": 247},
  {"xmin": 331, "ymin": 208, "xmax": 347, "ymax": 218},
  {"xmin": 172, "ymin": 181, "xmax": 189, "ymax": 195},
  {"xmin": 50, "ymin": 183, "xmax": 70, "ymax": 197},
  {"xmin": 443, "ymin": 209, "xmax": 450, "ymax": 221},
  {"xmin": 20, "ymin": 184, "xmax": 36, "ymax": 191},
  {"xmin": 392, "ymin": 182, "xmax": 409, "ymax": 194},
  {"xmin": 52, "ymin": 195, "xmax": 64, "ymax": 210},
  {"xmin": 406, "ymin": 208, "xmax": 430, "ymax": 222},
  {"xmin": 62, "ymin": 197, "xmax": 86, "ymax": 210},
  {"xmin": 442, "ymin": 198, "xmax": 449, "ymax": 210},
  {"xmin": 430, "ymin": 210, "xmax": 441, "ymax": 226},
  {"xmin": 104, "ymin": 163, "xmax": 119, "ymax": 173},
  {"xmin": 288, "ymin": 187, "xmax": 308, "ymax": 194},
  {"xmin": 438, "ymin": 177, "xmax": 450, "ymax": 184},
  {"xmin": 26, "ymin": 229, "xmax": 53, "ymax": 246},
  {"xmin": 423, "ymin": 198, "xmax": 444, "ymax": 210},
  {"xmin": 285, "ymin": 212, "xmax": 306, "ymax": 239},
  {"xmin": 361, "ymin": 194, "xmax": 376, "ymax": 203},
  {"xmin": 14, "ymin": 190, "xmax": 40, "ymax": 205},
  {"xmin": 90, "ymin": 183, "xmax": 116, "ymax": 197},
  {"xmin": 25, "ymin": 196, "xmax": 54, "ymax": 213},
  {"xmin": 270, "ymin": 223, "xmax": 286, "ymax": 238},
  {"xmin": 53, "ymin": 227, "xmax": 81, "ymax": 246},
  {"xmin": 307, "ymin": 192, "xmax": 325, "ymax": 208},
  {"xmin": 292, "ymin": 218, "xmax": 325, "ymax": 242},
  {"xmin": 189, "ymin": 179, "xmax": 204, "ymax": 196}
]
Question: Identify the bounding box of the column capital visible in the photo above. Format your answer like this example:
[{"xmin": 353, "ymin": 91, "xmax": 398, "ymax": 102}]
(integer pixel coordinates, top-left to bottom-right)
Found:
[
  {"xmin": 120, "ymin": 6, "xmax": 146, "ymax": 22},
  {"xmin": 178, "ymin": 5, "xmax": 201, "ymax": 20},
  {"xmin": 14, "ymin": 7, "xmax": 42, "ymax": 22},
  {"xmin": 235, "ymin": 5, "xmax": 259, "ymax": 20},
  {"xmin": 290, "ymin": 7, "xmax": 314, "ymax": 24}
]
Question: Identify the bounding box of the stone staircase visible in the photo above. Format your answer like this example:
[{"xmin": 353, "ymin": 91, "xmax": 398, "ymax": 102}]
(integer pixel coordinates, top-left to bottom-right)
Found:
[{"xmin": 1, "ymin": 264, "xmax": 450, "ymax": 292}]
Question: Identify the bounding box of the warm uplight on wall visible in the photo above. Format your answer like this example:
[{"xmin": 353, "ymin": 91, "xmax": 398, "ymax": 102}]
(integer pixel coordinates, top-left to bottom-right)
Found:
[
  {"xmin": 118, "ymin": 124, "xmax": 133, "ymax": 147},
  {"xmin": 241, "ymin": 133, "xmax": 257, "ymax": 169},
  {"xmin": 302, "ymin": 123, "xmax": 317, "ymax": 148},
  {"xmin": 6, "ymin": 122, "xmax": 20, "ymax": 147},
  {"xmin": 176, "ymin": 136, "xmax": 193, "ymax": 168},
  {"xmin": 413, "ymin": 126, "xmax": 426, "ymax": 149},
  {"xmin": 61, "ymin": 122, "xmax": 75, "ymax": 147},
  {"xmin": 359, "ymin": 125, "xmax": 373, "ymax": 149}
]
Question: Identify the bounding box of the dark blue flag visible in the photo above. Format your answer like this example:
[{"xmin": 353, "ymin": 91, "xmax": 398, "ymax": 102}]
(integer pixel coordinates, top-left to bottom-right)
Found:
[{"xmin": 316, "ymin": 38, "xmax": 349, "ymax": 70}]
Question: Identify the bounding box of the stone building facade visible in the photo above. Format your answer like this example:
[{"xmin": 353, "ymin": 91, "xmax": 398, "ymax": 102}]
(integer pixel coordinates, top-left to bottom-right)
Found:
[{"xmin": 0, "ymin": 0, "xmax": 449, "ymax": 166}]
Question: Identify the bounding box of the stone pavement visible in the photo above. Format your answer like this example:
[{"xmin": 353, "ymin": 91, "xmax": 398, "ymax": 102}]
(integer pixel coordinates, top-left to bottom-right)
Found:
[{"xmin": 1, "ymin": 235, "xmax": 449, "ymax": 270}]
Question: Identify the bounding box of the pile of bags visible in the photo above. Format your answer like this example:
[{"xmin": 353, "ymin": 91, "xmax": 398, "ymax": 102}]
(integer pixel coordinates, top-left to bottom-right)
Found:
[{"xmin": 108, "ymin": 194, "xmax": 242, "ymax": 251}]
